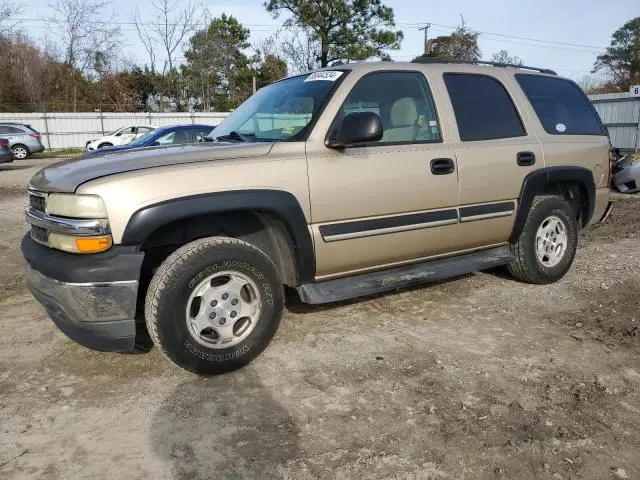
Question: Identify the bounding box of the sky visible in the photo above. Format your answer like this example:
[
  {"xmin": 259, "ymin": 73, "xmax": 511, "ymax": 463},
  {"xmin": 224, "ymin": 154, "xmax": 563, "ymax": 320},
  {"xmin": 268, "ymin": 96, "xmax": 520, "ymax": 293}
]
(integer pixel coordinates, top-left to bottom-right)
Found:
[{"xmin": 15, "ymin": 0, "xmax": 640, "ymax": 82}]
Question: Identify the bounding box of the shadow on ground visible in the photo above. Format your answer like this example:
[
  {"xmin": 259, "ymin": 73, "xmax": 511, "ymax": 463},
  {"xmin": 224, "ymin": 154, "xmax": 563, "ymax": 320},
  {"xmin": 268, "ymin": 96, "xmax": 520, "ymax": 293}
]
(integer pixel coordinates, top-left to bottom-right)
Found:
[{"xmin": 149, "ymin": 369, "xmax": 299, "ymax": 480}]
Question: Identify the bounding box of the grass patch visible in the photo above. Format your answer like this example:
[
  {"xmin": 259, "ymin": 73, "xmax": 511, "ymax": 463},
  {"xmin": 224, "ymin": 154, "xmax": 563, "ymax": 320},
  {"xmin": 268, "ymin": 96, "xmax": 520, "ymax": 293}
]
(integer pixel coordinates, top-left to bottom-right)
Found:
[{"xmin": 33, "ymin": 148, "xmax": 84, "ymax": 159}]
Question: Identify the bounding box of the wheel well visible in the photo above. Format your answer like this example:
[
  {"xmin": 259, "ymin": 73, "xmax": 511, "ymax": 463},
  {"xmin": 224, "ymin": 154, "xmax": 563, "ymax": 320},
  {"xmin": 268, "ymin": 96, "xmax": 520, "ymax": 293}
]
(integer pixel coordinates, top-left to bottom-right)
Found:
[
  {"xmin": 544, "ymin": 181, "xmax": 589, "ymax": 227},
  {"xmin": 12, "ymin": 143, "xmax": 29, "ymax": 152},
  {"xmin": 136, "ymin": 210, "xmax": 299, "ymax": 310}
]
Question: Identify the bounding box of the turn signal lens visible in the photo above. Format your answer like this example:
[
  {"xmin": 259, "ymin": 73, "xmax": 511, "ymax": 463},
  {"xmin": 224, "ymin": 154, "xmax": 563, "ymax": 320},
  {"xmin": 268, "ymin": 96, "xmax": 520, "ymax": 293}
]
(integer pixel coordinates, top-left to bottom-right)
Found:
[
  {"xmin": 75, "ymin": 236, "xmax": 112, "ymax": 253},
  {"xmin": 49, "ymin": 233, "xmax": 112, "ymax": 254}
]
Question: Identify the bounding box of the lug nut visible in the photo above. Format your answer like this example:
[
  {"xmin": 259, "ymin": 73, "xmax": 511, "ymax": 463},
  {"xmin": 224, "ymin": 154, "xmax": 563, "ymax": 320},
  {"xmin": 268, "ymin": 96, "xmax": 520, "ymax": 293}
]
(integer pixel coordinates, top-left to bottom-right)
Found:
[
  {"xmin": 219, "ymin": 318, "xmax": 226, "ymax": 325},
  {"xmin": 210, "ymin": 300, "xmax": 217, "ymax": 307},
  {"xmin": 231, "ymin": 299, "xmax": 238, "ymax": 306},
  {"xmin": 209, "ymin": 312, "xmax": 216, "ymax": 319},
  {"xmin": 222, "ymin": 293, "xmax": 229, "ymax": 300},
  {"xmin": 230, "ymin": 311, "xmax": 237, "ymax": 318}
]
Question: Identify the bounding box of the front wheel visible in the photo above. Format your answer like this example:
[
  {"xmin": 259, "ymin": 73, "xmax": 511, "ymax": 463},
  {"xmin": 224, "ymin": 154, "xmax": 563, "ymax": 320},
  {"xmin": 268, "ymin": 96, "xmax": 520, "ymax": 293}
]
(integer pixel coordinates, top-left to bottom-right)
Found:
[
  {"xmin": 508, "ymin": 196, "xmax": 579, "ymax": 284},
  {"xmin": 145, "ymin": 237, "xmax": 284, "ymax": 375},
  {"xmin": 97, "ymin": 143, "xmax": 113, "ymax": 149}
]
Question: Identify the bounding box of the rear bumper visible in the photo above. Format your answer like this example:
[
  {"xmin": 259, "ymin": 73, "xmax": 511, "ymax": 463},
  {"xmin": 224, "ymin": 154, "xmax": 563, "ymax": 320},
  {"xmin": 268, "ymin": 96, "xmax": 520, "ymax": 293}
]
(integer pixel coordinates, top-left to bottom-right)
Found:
[
  {"xmin": 0, "ymin": 152, "xmax": 13, "ymax": 163},
  {"xmin": 22, "ymin": 235, "xmax": 144, "ymax": 352}
]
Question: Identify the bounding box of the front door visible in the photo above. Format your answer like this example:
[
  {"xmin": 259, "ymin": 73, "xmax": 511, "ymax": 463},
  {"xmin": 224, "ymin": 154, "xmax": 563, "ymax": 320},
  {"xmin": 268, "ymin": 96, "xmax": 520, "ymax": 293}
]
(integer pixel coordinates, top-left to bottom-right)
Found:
[{"xmin": 306, "ymin": 70, "xmax": 460, "ymax": 280}]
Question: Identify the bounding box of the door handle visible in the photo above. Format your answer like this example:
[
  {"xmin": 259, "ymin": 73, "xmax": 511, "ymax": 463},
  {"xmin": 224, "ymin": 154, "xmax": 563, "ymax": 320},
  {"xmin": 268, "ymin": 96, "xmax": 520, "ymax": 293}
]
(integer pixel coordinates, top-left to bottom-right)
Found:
[
  {"xmin": 430, "ymin": 158, "xmax": 455, "ymax": 175},
  {"xmin": 517, "ymin": 151, "xmax": 536, "ymax": 166}
]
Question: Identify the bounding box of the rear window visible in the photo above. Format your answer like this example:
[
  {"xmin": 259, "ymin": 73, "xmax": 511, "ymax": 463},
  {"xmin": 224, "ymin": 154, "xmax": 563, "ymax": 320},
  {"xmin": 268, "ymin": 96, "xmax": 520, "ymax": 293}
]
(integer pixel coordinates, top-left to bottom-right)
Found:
[
  {"xmin": 515, "ymin": 74, "xmax": 605, "ymax": 136},
  {"xmin": 444, "ymin": 73, "xmax": 526, "ymax": 141}
]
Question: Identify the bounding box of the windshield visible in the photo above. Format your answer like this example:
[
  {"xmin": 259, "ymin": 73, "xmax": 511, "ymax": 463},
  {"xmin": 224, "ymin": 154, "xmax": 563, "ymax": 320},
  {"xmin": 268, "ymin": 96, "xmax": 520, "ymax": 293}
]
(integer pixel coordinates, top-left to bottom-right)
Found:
[
  {"xmin": 129, "ymin": 130, "xmax": 157, "ymax": 146},
  {"xmin": 210, "ymin": 70, "xmax": 346, "ymax": 142}
]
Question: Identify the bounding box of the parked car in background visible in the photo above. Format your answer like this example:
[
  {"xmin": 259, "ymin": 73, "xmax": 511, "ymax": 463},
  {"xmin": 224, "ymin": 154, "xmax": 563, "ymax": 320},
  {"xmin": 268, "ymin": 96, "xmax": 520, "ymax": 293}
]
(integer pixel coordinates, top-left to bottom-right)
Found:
[
  {"xmin": 0, "ymin": 138, "xmax": 14, "ymax": 164},
  {"xmin": 84, "ymin": 124, "xmax": 216, "ymax": 156},
  {"xmin": 0, "ymin": 123, "xmax": 45, "ymax": 159},
  {"xmin": 85, "ymin": 125, "xmax": 157, "ymax": 151}
]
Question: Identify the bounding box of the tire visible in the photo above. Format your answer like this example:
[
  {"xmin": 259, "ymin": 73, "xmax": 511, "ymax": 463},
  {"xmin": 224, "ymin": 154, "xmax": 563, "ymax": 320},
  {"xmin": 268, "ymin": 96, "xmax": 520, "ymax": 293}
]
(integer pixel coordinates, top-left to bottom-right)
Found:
[
  {"xmin": 11, "ymin": 144, "xmax": 29, "ymax": 159},
  {"xmin": 145, "ymin": 237, "xmax": 284, "ymax": 375},
  {"xmin": 508, "ymin": 195, "xmax": 579, "ymax": 284},
  {"xmin": 97, "ymin": 143, "xmax": 113, "ymax": 149}
]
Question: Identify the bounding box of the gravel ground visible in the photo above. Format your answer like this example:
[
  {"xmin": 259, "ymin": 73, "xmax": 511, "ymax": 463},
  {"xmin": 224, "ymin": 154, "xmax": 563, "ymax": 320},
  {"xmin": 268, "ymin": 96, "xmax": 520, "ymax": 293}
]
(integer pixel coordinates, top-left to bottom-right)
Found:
[{"xmin": 1, "ymin": 159, "xmax": 639, "ymax": 479}]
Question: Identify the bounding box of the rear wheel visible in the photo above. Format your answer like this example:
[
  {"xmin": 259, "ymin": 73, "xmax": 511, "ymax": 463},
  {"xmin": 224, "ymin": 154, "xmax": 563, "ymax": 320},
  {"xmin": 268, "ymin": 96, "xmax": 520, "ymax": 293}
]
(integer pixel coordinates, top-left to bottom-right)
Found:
[
  {"xmin": 11, "ymin": 144, "xmax": 29, "ymax": 159},
  {"xmin": 508, "ymin": 196, "xmax": 579, "ymax": 284},
  {"xmin": 145, "ymin": 237, "xmax": 284, "ymax": 375}
]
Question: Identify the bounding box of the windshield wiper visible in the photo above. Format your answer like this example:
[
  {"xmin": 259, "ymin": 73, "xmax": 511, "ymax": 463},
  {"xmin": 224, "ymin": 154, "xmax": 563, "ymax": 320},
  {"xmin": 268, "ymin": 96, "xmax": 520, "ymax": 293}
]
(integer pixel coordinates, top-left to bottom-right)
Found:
[{"xmin": 214, "ymin": 131, "xmax": 255, "ymax": 143}]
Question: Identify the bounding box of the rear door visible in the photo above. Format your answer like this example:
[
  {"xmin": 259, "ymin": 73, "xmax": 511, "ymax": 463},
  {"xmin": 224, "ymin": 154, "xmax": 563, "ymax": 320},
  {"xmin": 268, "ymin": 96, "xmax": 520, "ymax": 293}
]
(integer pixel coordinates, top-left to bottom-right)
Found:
[{"xmin": 437, "ymin": 71, "xmax": 544, "ymax": 249}]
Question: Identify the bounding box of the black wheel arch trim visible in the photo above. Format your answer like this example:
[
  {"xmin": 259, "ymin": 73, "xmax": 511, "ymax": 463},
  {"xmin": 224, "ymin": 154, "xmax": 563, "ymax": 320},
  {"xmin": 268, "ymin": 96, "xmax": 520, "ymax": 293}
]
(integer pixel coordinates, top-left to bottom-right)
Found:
[
  {"xmin": 510, "ymin": 166, "xmax": 595, "ymax": 243},
  {"xmin": 121, "ymin": 190, "xmax": 315, "ymax": 284}
]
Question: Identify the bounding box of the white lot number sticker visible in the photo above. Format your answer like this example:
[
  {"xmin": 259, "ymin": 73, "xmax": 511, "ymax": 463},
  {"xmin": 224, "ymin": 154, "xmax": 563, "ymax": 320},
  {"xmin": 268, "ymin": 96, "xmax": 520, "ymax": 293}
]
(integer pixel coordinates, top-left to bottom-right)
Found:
[{"xmin": 304, "ymin": 71, "xmax": 343, "ymax": 82}]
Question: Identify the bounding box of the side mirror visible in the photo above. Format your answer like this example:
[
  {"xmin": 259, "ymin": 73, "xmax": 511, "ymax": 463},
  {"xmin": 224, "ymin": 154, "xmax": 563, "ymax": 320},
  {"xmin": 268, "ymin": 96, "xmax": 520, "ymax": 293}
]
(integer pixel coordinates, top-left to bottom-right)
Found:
[{"xmin": 326, "ymin": 111, "xmax": 383, "ymax": 148}]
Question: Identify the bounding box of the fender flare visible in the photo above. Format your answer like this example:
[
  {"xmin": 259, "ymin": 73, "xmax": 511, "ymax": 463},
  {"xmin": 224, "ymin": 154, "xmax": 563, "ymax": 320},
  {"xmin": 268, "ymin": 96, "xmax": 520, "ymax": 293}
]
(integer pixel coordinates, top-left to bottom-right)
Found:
[
  {"xmin": 509, "ymin": 166, "xmax": 595, "ymax": 243},
  {"xmin": 121, "ymin": 190, "xmax": 315, "ymax": 283}
]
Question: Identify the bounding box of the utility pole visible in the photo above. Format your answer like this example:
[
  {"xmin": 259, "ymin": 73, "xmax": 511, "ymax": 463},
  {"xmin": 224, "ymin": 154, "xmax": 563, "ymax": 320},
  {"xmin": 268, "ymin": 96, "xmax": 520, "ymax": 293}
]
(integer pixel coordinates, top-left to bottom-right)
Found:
[{"xmin": 419, "ymin": 23, "xmax": 431, "ymax": 55}]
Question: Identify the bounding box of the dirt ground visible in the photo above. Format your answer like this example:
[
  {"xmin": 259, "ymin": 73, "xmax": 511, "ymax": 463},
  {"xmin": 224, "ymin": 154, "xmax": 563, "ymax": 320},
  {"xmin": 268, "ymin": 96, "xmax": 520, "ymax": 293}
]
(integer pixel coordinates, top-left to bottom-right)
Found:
[{"xmin": 1, "ymin": 159, "xmax": 640, "ymax": 480}]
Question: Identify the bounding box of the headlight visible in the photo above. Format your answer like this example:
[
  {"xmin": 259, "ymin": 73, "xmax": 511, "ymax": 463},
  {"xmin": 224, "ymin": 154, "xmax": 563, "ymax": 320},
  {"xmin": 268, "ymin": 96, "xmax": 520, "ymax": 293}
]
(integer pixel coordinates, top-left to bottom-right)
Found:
[{"xmin": 46, "ymin": 194, "xmax": 108, "ymax": 218}]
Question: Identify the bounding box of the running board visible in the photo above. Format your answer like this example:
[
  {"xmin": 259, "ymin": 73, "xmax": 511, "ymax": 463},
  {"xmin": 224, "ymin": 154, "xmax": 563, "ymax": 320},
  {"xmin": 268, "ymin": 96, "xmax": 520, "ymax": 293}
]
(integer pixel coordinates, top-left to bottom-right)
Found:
[{"xmin": 296, "ymin": 246, "xmax": 514, "ymax": 304}]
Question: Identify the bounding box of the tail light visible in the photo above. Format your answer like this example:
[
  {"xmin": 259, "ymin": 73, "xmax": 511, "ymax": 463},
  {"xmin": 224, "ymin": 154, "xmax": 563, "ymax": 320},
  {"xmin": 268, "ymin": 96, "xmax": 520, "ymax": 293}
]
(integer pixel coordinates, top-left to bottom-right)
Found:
[
  {"xmin": 0, "ymin": 139, "xmax": 8, "ymax": 148},
  {"xmin": 29, "ymin": 133, "xmax": 41, "ymax": 140}
]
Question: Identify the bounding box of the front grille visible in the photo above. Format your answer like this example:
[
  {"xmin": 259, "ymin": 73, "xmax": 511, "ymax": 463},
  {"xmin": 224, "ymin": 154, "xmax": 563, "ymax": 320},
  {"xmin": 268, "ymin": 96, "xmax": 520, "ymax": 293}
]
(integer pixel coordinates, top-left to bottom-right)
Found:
[
  {"xmin": 29, "ymin": 193, "xmax": 46, "ymax": 213},
  {"xmin": 31, "ymin": 225, "xmax": 49, "ymax": 245}
]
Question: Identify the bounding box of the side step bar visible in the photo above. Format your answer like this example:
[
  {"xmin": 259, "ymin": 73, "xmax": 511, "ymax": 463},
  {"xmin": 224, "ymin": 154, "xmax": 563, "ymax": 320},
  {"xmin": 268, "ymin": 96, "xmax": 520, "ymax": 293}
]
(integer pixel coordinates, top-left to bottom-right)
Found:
[{"xmin": 296, "ymin": 245, "xmax": 514, "ymax": 304}]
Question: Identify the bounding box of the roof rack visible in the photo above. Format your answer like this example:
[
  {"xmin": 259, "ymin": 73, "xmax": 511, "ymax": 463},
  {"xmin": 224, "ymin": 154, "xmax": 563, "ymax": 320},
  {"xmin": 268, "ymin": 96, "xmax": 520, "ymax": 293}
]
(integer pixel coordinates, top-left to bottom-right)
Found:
[{"xmin": 410, "ymin": 55, "xmax": 557, "ymax": 75}]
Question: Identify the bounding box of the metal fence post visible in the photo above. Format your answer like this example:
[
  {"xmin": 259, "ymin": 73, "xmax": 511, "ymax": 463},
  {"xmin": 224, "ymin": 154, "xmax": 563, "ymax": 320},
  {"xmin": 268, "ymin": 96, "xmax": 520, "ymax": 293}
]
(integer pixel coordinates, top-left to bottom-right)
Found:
[
  {"xmin": 99, "ymin": 105, "xmax": 105, "ymax": 135},
  {"xmin": 41, "ymin": 106, "xmax": 52, "ymax": 152}
]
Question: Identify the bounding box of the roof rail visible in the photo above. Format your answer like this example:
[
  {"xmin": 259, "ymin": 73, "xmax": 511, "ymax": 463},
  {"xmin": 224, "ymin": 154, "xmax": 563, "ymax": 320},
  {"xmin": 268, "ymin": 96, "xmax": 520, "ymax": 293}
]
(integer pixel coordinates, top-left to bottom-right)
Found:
[{"xmin": 410, "ymin": 55, "xmax": 557, "ymax": 75}]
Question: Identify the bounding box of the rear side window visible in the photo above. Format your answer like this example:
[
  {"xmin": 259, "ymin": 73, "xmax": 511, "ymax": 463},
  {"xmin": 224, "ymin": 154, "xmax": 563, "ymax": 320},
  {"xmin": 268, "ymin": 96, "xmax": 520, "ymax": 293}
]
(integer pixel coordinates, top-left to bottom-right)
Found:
[
  {"xmin": 444, "ymin": 73, "xmax": 526, "ymax": 141},
  {"xmin": 0, "ymin": 125, "xmax": 25, "ymax": 134},
  {"xmin": 516, "ymin": 74, "xmax": 605, "ymax": 135}
]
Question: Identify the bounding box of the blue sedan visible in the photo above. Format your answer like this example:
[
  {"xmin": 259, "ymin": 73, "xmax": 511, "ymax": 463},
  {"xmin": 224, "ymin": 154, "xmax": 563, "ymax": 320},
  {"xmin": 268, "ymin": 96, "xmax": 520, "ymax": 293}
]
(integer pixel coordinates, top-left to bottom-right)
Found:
[{"xmin": 85, "ymin": 124, "xmax": 216, "ymax": 156}]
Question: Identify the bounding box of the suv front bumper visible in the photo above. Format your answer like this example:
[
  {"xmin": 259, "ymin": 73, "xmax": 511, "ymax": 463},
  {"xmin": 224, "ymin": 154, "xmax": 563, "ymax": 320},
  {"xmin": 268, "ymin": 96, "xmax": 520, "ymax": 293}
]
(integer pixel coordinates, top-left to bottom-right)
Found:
[{"xmin": 22, "ymin": 235, "xmax": 144, "ymax": 352}]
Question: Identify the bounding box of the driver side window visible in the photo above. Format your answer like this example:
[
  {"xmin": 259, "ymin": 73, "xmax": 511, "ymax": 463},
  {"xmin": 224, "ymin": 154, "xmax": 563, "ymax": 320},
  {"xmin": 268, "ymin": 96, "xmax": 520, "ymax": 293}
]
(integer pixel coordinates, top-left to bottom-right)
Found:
[{"xmin": 338, "ymin": 71, "xmax": 441, "ymax": 144}]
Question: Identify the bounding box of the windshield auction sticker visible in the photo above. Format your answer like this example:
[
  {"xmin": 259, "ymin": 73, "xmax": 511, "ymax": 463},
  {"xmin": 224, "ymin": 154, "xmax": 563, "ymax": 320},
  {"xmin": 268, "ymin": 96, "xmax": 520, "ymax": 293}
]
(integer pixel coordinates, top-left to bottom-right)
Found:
[{"xmin": 304, "ymin": 71, "xmax": 344, "ymax": 82}]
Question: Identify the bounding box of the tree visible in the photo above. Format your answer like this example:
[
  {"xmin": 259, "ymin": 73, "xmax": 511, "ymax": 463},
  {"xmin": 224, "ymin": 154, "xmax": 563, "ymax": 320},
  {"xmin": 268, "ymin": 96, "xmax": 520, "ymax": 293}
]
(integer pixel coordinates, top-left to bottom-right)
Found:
[
  {"xmin": 491, "ymin": 49, "xmax": 522, "ymax": 66},
  {"xmin": 265, "ymin": 0, "xmax": 403, "ymax": 67},
  {"xmin": 183, "ymin": 14, "xmax": 252, "ymax": 110},
  {"xmin": 593, "ymin": 17, "xmax": 640, "ymax": 90},
  {"xmin": 427, "ymin": 19, "xmax": 480, "ymax": 62},
  {"xmin": 46, "ymin": 0, "xmax": 121, "ymax": 111},
  {"xmin": 255, "ymin": 54, "xmax": 287, "ymax": 88},
  {"xmin": 132, "ymin": 0, "xmax": 199, "ymax": 75},
  {"xmin": 0, "ymin": 0, "xmax": 21, "ymax": 33},
  {"xmin": 47, "ymin": 0, "xmax": 121, "ymax": 75}
]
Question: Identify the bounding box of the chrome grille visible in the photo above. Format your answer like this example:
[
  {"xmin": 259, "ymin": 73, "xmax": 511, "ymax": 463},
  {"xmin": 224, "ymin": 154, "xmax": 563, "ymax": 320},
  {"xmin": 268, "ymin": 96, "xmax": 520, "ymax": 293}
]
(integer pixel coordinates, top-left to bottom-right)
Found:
[
  {"xmin": 31, "ymin": 225, "xmax": 49, "ymax": 245},
  {"xmin": 29, "ymin": 192, "xmax": 46, "ymax": 213}
]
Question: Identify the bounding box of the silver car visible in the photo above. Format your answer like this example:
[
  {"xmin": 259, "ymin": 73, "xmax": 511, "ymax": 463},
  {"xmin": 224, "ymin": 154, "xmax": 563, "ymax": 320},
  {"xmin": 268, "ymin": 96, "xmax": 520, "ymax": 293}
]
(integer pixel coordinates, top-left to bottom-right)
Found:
[{"xmin": 0, "ymin": 123, "xmax": 45, "ymax": 159}]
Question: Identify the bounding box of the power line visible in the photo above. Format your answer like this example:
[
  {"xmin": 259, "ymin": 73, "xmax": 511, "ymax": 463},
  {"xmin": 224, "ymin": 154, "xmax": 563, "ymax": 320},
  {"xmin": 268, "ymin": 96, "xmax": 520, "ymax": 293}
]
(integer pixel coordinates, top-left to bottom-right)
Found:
[
  {"xmin": 398, "ymin": 21, "xmax": 605, "ymax": 51},
  {"xmin": 13, "ymin": 16, "xmax": 607, "ymax": 51}
]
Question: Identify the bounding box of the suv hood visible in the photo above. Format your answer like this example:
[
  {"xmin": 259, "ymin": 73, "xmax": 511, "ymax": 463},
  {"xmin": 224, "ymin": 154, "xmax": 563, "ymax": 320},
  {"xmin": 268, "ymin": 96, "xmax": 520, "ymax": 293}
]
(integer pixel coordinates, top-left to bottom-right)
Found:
[{"xmin": 30, "ymin": 142, "xmax": 274, "ymax": 193}]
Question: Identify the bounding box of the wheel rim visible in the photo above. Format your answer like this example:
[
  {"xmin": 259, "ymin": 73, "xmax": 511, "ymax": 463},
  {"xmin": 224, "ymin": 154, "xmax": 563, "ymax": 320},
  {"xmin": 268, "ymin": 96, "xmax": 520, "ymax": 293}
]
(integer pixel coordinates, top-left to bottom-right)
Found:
[
  {"xmin": 185, "ymin": 270, "xmax": 262, "ymax": 349},
  {"xmin": 535, "ymin": 215, "xmax": 568, "ymax": 267},
  {"xmin": 12, "ymin": 146, "xmax": 27, "ymax": 159}
]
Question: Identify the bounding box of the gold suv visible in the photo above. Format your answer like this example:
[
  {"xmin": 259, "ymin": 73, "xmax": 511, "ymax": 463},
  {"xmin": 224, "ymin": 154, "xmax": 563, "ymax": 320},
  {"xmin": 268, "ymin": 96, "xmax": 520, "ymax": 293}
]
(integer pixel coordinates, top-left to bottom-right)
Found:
[{"xmin": 23, "ymin": 60, "xmax": 613, "ymax": 374}]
